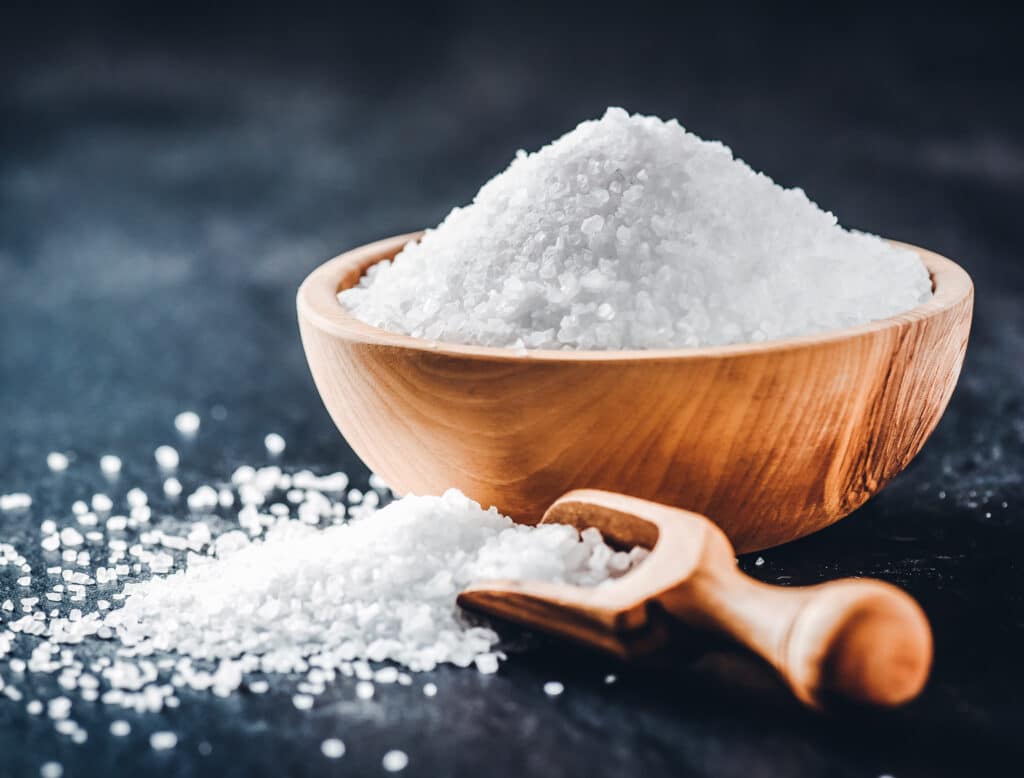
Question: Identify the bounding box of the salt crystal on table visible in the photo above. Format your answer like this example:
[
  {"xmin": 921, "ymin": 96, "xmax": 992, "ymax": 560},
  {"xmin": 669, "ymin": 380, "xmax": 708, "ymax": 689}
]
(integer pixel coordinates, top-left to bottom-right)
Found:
[
  {"xmin": 150, "ymin": 731, "xmax": 177, "ymax": 751},
  {"xmin": 382, "ymin": 750, "xmax": 409, "ymax": 772},
  {"xmin": 46, "ymin": 452, "xmax": 69, "ymax": 472},
  {"xmin": 174, "ymin": 411, "xmax": 201, "ymax": 435},
  {"xmin": 99, "ymin": 455, "xmax": 121, "ymax": 476},
  {"xmin": 543, "ymin": 681, "xmax": 564, "ymax": 697},
  {"xmin": 321, "ymin": 738, "xmax": 346, "ymax": 759},
  {"xmin": 264, "ymin": 433, "xmax": 286, "ymax": 456},
  {"xmin": 154, "ymin": 446, "xmax": 179, "ymax": 469}
]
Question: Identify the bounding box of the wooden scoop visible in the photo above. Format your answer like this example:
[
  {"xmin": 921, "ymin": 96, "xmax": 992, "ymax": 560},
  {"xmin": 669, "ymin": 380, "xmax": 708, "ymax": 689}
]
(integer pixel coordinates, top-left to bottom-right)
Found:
[{"xmin": 457, "ymin": 490, "xmax": 933, "ymax": 710}]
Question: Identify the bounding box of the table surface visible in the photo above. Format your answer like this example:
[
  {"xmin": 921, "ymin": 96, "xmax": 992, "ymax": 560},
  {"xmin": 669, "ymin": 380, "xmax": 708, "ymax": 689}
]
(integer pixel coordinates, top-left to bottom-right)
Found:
[{"xmin": 1, "ymin": 3, "xmax": 1022, "ymax": 776}]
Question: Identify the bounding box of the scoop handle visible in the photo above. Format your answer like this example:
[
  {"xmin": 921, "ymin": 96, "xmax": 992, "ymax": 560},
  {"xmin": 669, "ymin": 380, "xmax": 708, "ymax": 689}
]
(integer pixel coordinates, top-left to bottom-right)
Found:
[
  {"xmin": 543, "ymin": 490, "xmax": 933, "ymax": 709},
  {"xmin": 656, "ymin": 526, "xmax": 933, "ymax": 708}
]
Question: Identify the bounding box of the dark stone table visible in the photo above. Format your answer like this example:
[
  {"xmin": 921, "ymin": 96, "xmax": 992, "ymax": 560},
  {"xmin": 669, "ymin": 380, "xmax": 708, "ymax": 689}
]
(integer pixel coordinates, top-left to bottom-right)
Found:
[{"xmin": 1, "ymin": 3, "xmax": 1021, "ymax": 776}]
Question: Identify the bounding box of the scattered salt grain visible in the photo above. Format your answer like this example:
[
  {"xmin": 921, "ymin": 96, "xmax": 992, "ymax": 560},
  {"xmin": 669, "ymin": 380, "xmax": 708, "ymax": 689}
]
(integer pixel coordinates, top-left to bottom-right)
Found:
[
  {"xmin": 474, "ymin": 653, "xmax": 500, "ymax": 675},
  {"xmin": 604, "ymin": 674, "xmax": 617, "ymax": 684},
  {"xmin": 99, "ymin": 455, "xmax": 122, "ymax": 476},
  {"xmin": 163, "ymin": 478, "xmax": 183, "ymax": 498},
  {"xmin": 174, "ymin": 411, "xmax": 201, "ymax": 435},
  {"xmin": 110, "ymin": 720, "xmax": 131, "ymax": 736},
  {"xmin": 754, "ymin": 556, "xmax": 765, "ymax": 567},
  {"xmin": 126, "ymin": 488, "xmax": 148, "ymax": 508},
  {"xmin": 321, "ymin": 738, "xmax": 346, "ymax": 759},
  {"xmin": 355, "ymin": 681, "xmax": 375, "ymax": 700},
  {"xmin": 91, "ymin": 493, "xmax": 113, "ymax": 513},
  {"xmin": 382, "ymin": 750, "xmax": 409, "ymax": 772},
  {"xmin": 264, "ymin": 433, "xmax": 286, "ymax": 456},
  {"xmin": 150, "ymin": 731, "xmax": 177, "ymax": 751},
  {"xmin": 543, "ymin": 681, "xmax": 564, "ymax": 697},
  {"xmin": 59, "ymin": 528, "xmax": 84, "ymax": 548},
  {"xmin": 47, "ymin": 697, "xmax": 71, "ymax": 720},
  {"xmin": 154, "ymin": 446, "xmax": 179, "ymax": 470},
  {"xmin": 422, "ymin": 683, "xmax": 437, "ymax": 698},
  {"xmin": 40, "ymin": 762, "xmax": 63, "ymax": 778},
  {"xmin": 292, "ymin": 693, "xmax": 314, "ymax": 710},
  {"xmin": 27, "ymin": 700, "xmax": 43, "ymax": 715},
  {"xmin": 47, "ymin": 452, "xmax": 69, "ymax": 472},
  {"xmin": 340, "ymin": 108, "xmax": 931, "ymax": 350},
  {"xmin": 0, "ymin": 493, "xmax": 32, "ymax": 511}
]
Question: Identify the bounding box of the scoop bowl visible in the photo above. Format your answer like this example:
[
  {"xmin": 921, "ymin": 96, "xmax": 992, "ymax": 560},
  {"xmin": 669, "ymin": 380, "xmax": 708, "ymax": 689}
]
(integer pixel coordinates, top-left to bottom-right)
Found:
[{"xmin": 297, "ymin": 232, "xmax": 972, "ymax": 553}]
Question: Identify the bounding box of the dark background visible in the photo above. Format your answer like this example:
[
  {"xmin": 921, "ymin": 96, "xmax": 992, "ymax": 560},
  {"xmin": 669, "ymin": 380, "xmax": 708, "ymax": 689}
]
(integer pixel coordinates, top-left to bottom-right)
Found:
[{"xmin": 1, "ymin": 1, "xmax": 1023, "ymax": 776}]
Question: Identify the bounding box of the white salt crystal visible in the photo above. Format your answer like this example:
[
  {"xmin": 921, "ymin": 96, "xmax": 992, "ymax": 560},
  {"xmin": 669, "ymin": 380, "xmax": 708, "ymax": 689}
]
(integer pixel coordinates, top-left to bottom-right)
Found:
[
  {"xmin": 59, "ymin": 528, "xmax": 84, "ymax": 548},
  {"xmin": 355, "ymin": 681, "xmax": 375, "ymax": 700},
  {"xmin": 126, "ymin": 488, "xmax": 148, "ymax": 508},
  {"xmin": 382, "ymin": 750, "xmax": 408, "ymax": 772},
  {"xmin": 91, "ymin": 495, "xmax": 113, "ymax": 513},
  {"xmin": 340, "ymin": 108, "xmax": 932, "ymax": 350},
  {"xmin": 154, "ymin": 446, "xmax": 179, "ymax": 470},
  {"xmin": 474, "ymin": 654, "xmax": 499, "ymax": 675},
  {"xmin": 174, "ymin": 411, "xmax": 201, "ymax": 435},
  {"xmin": 543, "ymin": 681, "xmax": 564, "ymax": 697},
  {"xmin": 40, "ymin": 762, "xmax": 63, "ymax": 778},
  {"xmin": 150, "ymin": 731, "xmax": 177, "ymax": 750},
  {"xmin": 0, "ymin": 493, "xmax": 32, "ymax": 511},
  {"xmin": 110, "ymin": 720, "xmax": 131, "ymax": 736},
  {"xmin": 47, "ymin": 696, "xmax": 71, "ymax": 720},
  {"xmin": 163, "ymin": 478, "xmax": 183, "ymax": 498},
  {"xmin": 292, "ymin": 693, "xmax": 314, "ymax": 710},
  {"xmin": 264, "ymin": 433, "xmax": 286, "ymax": 456},
  {"xmin": 231, "ymin": 465, "xmax": 256, "ymax": 485},
  {"xmin": 99, "ymin": 456, "xmax": 122, "ymax": 476},
  {"xmin": 47, "ymin": 452, "xmax": 69, "ymax": 472},
  {"xmin": 321, "ymin": 738, "xmax": 346, "ymax": 759},
  {"xmin": 422, "ymin": 683, "xmax": 437, "ymax": 697}
]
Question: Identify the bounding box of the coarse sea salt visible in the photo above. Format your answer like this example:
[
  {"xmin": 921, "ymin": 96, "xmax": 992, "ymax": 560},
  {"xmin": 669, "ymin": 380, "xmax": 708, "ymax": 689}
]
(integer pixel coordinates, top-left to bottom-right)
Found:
[
  {"xmin": 0, "ymin": 452, "xmax": 643, "ymax": 751},
  {"xmin": 340, "ymin": 107, "xmax": 932, "ymax": 350},
  {"xmin": 105, "ymin": 489, "xmax": 642, "ymax": 673}
]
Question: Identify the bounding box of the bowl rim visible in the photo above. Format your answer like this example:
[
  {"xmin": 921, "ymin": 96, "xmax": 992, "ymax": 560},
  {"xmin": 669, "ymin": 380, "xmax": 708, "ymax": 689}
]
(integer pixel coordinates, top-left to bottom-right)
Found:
[{"xmin": 297, "ymin": 231, "xmax": 974, "ymax": 363}]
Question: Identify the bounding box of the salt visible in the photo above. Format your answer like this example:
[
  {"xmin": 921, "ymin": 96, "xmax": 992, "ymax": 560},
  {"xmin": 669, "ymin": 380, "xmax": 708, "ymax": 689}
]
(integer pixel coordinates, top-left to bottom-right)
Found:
[
  {"xmin": 340, "ymin": 108, "xmax": 932, "ymax": 350},
  {"xmin": 150, "ymin": 731, "xmax": 177, "ymax": 751},
  {"xmin": 264, "ymin": 433, "xmax": 286, "ymax": 456},
  {"xmin": 382, "ymin": 750, "xmax": 409, "ymax": 772},
  {"xmin": 543, "ymin": 681, "xmax": 564, "ymax": 697},
  {"xmin": 99, "ymin": 455, "xmax": 122, "ymax": 476},
  {"xmin": 321, "ymin": 738, "xmax": 346, "ymax": 759},
  {"xmin": 109, "ymin": 720, "xmax": 131, "ymax": 736},
  {"xmin": 163, "ymin": 477, "xmax": 183, "ymax": 498},
  {"xmin": 0, "ymin": 493, "xmax": 32, "ymax": 511},
  {"xmin": 106, "ymin": 489, "xmax": 638, "ymax": 675},
  {"xmin": 154, "ymin": 446, "xmax": 179, "ymax": 470},
  {"xmin": 47, "ymin": 452, "xmax": 69, "ymax": 472},
  {"xmin": 174, "ymin": 411, "xmax": 201, "ymax": 435}
]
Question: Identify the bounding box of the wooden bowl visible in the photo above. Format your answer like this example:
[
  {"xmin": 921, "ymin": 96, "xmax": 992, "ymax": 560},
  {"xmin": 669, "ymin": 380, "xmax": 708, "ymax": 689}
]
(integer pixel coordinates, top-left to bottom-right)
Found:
[{"xmin": 297, "ymin": 232, "xmax": 973, "ymax": 553}]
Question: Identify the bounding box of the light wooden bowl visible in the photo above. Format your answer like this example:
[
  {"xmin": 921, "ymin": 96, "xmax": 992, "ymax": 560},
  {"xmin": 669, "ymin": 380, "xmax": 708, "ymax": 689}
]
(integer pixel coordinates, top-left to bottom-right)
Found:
[{"xmin": 297, "ymin": 232, "xmax": 973, "ymax": 553}]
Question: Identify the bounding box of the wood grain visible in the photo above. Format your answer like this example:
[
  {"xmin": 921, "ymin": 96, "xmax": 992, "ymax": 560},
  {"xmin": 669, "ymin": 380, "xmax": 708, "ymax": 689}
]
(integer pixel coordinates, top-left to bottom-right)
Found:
[
  {"xmin": 297, "ymin": 233, "xmax": 973, "ymax": 552},
  {"xmin": 458, "ymin": 490, "xmax": 933, "ymax": 709}
]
